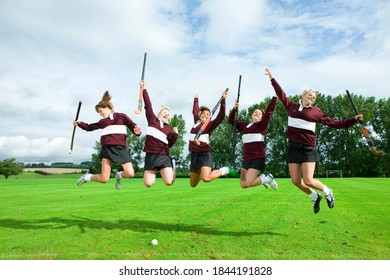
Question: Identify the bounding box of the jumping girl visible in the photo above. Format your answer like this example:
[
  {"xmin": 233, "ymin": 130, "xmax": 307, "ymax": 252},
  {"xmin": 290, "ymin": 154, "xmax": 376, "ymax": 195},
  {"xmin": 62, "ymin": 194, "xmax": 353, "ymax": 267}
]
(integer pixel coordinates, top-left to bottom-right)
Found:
[
  {"xmin": 228, "ymin": 95, "xmax": 278, "ymax": 190},
  {"xmin": 188, "ymin": 90, "xmax": 235, "ymax": 188},
  {"xmin": 265, "ymin": 68, "xmax": 363, "ymax": 213},
  {"xmin": 140, "ymin": 80, "xmax": 179, "ymax": 187},
  {"xmin": 74, "ymin": 91, "xmax": 141, "ymax": 189}
]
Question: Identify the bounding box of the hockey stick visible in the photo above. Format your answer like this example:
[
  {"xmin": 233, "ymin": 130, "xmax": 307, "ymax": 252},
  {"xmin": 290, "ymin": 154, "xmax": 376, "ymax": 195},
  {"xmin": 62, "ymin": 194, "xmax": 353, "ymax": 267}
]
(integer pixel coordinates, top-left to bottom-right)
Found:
[
  {"xmin": 194, "ymin": 88, "xmax": 229, "ymax": 146},
  {"xmin": 346, "ymin": 90, "xmax": 383, "ymax": 156},
  {"xmin": 69, "ymin": 101, "xmax": 82, "ymax": 154},
  {"xmin": 134, "ymin": 52, "xmax": 147, "ymax": 114},
  {"xmin": 233, "ymin": 75, "xmax": 242, "ymax": 134}
]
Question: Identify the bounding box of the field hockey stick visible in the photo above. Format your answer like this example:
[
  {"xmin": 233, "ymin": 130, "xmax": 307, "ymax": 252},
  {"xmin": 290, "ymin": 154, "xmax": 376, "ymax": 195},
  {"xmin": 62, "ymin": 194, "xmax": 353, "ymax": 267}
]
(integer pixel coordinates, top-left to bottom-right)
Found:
[
  {"xmin": 233, "ymin": 75, "xmax": 242, "ymax": 134},
  {"xmin": 346, "ymin": 90, "xmax": 383, "ymax": 156},
  {"xmin": 69, "ymin": 101, "xmax": 82, "ymax": 154},
  {"xmin": 134, "ymin": 52, "xmax": 147, "ymax": 114},
  {"xmin": 194, "ymin": 88, "xmax": 229, "ymax": 146}
]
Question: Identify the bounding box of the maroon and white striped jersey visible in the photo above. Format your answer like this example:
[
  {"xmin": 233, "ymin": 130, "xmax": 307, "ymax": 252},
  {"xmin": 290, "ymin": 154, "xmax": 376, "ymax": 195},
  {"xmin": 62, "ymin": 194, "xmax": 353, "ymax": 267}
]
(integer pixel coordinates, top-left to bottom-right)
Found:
[
  {"xmin": 143, "ymin": 89, "xmax": 178, "ymax": 155},
  {"xmin": 228, "ymin": 96, "xmax": 277, "ymax": 161},
  {"xmin": 271, "ymin": 78, "xmax": 357, "ymax": 146},
  {"xmin": 188, "ymin": 97, "xmax": 226, "ymax": 153},
  {"xmin": 78, "ymin": 112, "xmax": 139, "ymax": 147}
]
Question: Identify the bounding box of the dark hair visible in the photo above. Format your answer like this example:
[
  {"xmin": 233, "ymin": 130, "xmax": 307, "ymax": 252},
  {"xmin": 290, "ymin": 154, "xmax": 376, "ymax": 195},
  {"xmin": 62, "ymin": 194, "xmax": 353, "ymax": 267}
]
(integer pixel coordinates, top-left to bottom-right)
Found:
[
  {"xmin": 250, "ymin": 108, "xmax": 265, "ymax": 116},
  {"xmin": 199, "ymin": 106, "xmax": 210, "ymax": 115},
  {"xmin": 95, "ymin": 91, "xmax": 114, "ymax": 112}
]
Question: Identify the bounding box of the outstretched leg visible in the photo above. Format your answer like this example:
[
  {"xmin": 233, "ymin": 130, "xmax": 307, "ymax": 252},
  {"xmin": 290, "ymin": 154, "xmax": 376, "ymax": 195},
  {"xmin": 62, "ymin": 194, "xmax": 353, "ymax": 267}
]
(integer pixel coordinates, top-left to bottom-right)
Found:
[
  {"xmin": 91, "ymin": 158, "xmax": 112, "ymax": 183},
  {"xmin": 77, "ymin": 158, "xmax": 112, "ymax": 186}
]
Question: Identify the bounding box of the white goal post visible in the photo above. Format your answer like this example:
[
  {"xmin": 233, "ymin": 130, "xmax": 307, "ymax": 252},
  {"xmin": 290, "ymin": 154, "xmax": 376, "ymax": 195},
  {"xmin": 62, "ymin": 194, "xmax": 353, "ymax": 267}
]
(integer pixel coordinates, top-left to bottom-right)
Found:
[{"xmin": 326, "ymin": 170, "xmax": 343, "ymax": 178}]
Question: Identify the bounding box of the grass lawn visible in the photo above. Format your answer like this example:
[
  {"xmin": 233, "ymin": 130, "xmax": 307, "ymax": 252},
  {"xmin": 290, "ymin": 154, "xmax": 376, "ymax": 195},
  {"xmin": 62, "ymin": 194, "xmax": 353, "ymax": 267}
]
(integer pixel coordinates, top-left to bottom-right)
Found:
[{"xmin": 0, "ymin": 173, "xmax": 389, "ymax": 260}]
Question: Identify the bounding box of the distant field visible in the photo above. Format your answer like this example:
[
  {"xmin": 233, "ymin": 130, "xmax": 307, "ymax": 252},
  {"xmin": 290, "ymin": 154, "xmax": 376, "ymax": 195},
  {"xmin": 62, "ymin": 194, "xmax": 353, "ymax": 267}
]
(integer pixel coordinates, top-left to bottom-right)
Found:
[
  {"xmin": 0, "ymin": 173, "xmax": 389, "ymax": 260},
  {"xmin": 23, "ymin": 168, "xmax": 85, "ymax": 174}
]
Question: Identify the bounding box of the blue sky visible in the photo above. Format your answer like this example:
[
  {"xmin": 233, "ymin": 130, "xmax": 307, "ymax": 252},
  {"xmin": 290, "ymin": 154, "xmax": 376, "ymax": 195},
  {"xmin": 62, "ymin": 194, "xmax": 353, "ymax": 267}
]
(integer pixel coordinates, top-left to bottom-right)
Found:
[{"xmin": 1, "ymin": 0, "xmax": 389, "ymax": 164}]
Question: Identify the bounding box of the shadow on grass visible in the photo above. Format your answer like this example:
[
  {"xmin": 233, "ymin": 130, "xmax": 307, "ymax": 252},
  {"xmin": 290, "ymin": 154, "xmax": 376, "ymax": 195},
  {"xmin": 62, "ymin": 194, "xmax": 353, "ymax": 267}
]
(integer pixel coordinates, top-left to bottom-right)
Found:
[{"xmin": 0, "ymin": 216, "xmax": 281, "ymax": 237}]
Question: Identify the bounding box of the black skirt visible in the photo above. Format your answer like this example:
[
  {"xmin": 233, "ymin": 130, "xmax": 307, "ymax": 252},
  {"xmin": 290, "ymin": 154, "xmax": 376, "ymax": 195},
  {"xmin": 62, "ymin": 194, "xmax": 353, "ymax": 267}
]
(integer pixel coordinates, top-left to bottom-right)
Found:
[
  {"xmin": 144, "ymin": 153, "xmax": 173, "ymax": 171},
  {"xmin": 242, "ymin": 158, "xmax": 265, "ymax": 171},
  {"xmin": 99, "ymin": 145, "xmax": 131, "ymax": 163},
  {"xmin": 288, "ymin": 141, "xmax": 320, "ymax": 163},
  {"xmin": 190, "ymin": 151, "xmax": 213, "ymax": 172}
]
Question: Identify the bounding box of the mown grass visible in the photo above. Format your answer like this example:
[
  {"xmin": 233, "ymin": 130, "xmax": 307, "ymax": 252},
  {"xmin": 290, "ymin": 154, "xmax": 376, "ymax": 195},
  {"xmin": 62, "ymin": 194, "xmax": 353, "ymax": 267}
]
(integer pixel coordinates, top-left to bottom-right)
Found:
[{"xmin": 0, "ymin": 173, "xmax": 389, "ymax": 260}]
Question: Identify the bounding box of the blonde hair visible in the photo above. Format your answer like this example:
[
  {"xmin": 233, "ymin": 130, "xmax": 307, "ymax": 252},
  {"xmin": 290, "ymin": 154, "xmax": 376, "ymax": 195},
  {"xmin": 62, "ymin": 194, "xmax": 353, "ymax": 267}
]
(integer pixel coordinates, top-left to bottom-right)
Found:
[
  {"xmin": 158, "ymin": 105, "xmax": 171, "ymax": 122},
  {"xmin": 95, "ymin": 91, "xmax": 114, "ymax": 112},
  {"xmin": 159, "ymin": 105, "xmax": 171, "ymax": 113},
  {"xmin": 300, "ymin": 89, "xmax": 316, "ymax": 100}
]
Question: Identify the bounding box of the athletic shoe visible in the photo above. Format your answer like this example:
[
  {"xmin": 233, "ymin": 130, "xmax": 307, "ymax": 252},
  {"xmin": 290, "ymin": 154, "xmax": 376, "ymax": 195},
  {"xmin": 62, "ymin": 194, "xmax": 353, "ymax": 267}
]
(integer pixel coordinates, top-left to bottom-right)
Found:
[
  {"xmin": 115, "ymin": 172, "xmax": 122, "ymax": 190},
  {"xmin": 77, "ymin": 174, "xmax": 88, "ymax": 186},
  {"xmin": 325, "ymin": 188, "xmax": 335, "ymax": 208},
  {"xmin": 267, "ymin": 174, "xmax": 278, "ymax": 190},
  {"xmin": 228, "ymin": 166, "xmax": 239, "ymax": 177},
  {"xmin": 313, "ymin": 193, "xmax": 322, "ymax": 214}
]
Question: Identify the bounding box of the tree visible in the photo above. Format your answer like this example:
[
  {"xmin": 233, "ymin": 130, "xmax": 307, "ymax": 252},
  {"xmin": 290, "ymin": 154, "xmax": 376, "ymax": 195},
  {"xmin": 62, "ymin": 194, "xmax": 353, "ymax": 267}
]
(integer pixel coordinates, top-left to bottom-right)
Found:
[
  {"xmin": 126, "ymin": 130, "xmax": 145, "ymax": 173},
  {"xmin": 169, "ymin": 114, "xmax": 187, "ymax": 167},
  {"xmin": 169, "ymin": 114, "xmax": 189, "ymax": 172},
  {"xmin": 0, "ymin": 158, "xmax": 24, "ymax": 179},
  {"xmin": 210, "ymin": 116, "xmax": 240, "ymax": 169}
]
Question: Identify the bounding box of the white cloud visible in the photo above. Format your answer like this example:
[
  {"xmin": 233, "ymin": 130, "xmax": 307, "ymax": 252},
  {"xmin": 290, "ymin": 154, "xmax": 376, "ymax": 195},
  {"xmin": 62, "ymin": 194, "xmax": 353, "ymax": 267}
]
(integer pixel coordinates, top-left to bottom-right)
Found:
[{"xmin": 0, "ymin": 135, "xmax": 92, "ymax": 163}]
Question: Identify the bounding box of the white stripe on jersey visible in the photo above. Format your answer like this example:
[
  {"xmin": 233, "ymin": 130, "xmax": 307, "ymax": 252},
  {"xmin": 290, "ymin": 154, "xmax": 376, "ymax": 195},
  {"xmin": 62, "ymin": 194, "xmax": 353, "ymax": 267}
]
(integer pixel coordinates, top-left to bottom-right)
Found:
[
  {"xmin": 189, "ymin": 133, "xmax": 210, "ymax": 144},
  {"xmin": 242, "ymin": 133, "xmax": 265, "ymax": 143},
  {"xmin": 288, "ymin": 116, "xmax": 316, "ymax": 132},
  {"xmin": 101, "ymin": 125, "xmax": 127, "ymax": 136},
  {"xmin": 146, "ymin": 126, "xmax": 168, "ymax": 144}
]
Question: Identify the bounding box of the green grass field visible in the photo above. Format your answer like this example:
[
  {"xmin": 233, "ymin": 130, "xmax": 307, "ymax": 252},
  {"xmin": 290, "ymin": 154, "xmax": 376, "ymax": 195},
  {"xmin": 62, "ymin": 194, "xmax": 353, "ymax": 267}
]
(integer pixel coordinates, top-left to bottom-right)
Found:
[{"xmin": 0, "ymin": 173, "xmax": 389, "ymax": 260}]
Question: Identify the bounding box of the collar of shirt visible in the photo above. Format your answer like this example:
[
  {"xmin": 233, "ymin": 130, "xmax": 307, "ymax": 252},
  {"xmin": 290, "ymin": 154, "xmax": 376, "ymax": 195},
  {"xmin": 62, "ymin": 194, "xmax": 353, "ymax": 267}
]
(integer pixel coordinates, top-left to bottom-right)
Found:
[
  {"xmin": 246, "ymin": 120, "xmax": 261, "ymax": 128},
  {"xmin": 158, "ymin": 118, "xmax": 166, "ymax": 128},
  {"xmin": 299, "ymin": 99, "xmax": 312, "ymax": 111}
]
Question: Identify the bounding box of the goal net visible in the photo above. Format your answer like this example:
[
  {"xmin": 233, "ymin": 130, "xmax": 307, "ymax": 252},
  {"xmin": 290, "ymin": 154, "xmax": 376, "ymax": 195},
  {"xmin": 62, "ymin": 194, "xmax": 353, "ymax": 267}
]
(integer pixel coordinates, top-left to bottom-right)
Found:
[{"xmin": 326, "ymin": 170, "xmax": 343, "ymax": 178}]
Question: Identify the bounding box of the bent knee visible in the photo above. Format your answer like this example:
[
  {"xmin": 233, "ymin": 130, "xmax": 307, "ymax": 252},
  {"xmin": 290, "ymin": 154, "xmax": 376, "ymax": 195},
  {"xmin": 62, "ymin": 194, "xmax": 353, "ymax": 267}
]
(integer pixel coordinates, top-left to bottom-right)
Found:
[
  {"xmin": 291, "ymin": 178, "xmax": 301, "ymax": 186},
  {"xmin": 201, "ymin": 176, "xmax": 212, "ymax": 183},
  {"xmin": 302, "ymin": 180, "xmax": 315, "ymax": 187},
  {"xmin": 101, "ymin": 177, "xmax": 110, "ymax": 183}
]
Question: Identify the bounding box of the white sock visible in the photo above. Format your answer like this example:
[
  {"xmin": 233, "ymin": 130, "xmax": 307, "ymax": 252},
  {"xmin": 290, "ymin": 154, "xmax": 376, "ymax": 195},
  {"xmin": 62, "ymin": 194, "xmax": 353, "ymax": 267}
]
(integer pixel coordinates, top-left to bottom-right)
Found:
[
  {"xmin": 220, "ymin": 167, "xmax": 229, "ymax": 176},
  {"xmin": 322, "ymin": 186, "xmax": 330, "ymax": 196},
  {"xmin": 172, "ymin": 159, "xmax": 176, "ymax": 169},
  {"xmin": 116, "ymin": 171, "xmax": 122, "ymax": 178},
  {"xmin": 308, "ymin": 191, "xmax": 318, "ymax": 201},
  {"xmin": 84, "ymin": 173, "xmax": 93, "ymax": 181},
  {"xmin": 260, "ymin": 174, "xmax": 270, "ymax": 184}
]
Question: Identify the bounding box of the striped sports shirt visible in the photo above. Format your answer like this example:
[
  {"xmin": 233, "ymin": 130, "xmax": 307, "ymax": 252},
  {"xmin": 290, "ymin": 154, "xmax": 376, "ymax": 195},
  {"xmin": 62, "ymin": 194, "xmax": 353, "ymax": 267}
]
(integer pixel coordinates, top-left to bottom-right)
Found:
[
  {"xmin": 188, "ymin": 97, "xmax": 226, "ymax": 153},
  {"xmin": 271, "ymin": 78, "xmax": 357, "ymax": 146},
  {"xmin": 228, "ymin": 96, "xmax": 277, "ymax": 161},
  {"xmin": 143, "ymin": 89, "xmax": 178, "ymax": 155},
  {"xmin": 77, "ymin": 112, "xmax": 139, "ymax": 147}
]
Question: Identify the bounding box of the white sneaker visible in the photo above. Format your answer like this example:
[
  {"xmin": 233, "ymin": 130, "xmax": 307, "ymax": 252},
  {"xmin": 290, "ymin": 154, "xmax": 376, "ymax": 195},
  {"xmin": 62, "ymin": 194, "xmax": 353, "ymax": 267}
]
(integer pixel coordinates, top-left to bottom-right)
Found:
[
  {"xmin": 77, "ymin": 174, "xmax": 88, "ymax": 186},
  {"xmin": 267, "ymin": 174, "xmax": 278, "ymax": 190},
  {"xmin": 115, "ymin": 172, "xmax": 122, "ymax": 190},
  {"xmin": 261, "ymin": 174, "xmax": 270, "ymax": 189}
]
